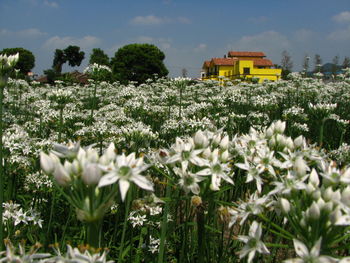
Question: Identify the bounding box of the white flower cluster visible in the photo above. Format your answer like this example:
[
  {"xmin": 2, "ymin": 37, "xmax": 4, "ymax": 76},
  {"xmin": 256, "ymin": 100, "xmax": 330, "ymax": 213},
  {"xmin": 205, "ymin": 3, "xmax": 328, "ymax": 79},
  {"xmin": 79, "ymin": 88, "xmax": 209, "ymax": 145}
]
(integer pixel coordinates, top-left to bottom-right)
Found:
[
  {"xmin": 2, "ymin": 201, "xmax": 43, "ymax": 228},
  {"xmin": 217, "ymin": 120, "xmax": 350, "ymax": 262},
  {"xmin": 0, "ymin": 242, "xmax": 114, "ymax": 263},
  {"xmin": 40, "ymin": 141, "xmax": 154, "ymax": 223},
  {"xmin": 84, "ymin": 63, "xmax": 112, "ymax": 74},
  {"xmin": 160, "ymin": 129, "xmax": 232, "ymax": 193},
  {"xmin": 0, "ymin": 53, "xmax": 19, "ymax": 72}
]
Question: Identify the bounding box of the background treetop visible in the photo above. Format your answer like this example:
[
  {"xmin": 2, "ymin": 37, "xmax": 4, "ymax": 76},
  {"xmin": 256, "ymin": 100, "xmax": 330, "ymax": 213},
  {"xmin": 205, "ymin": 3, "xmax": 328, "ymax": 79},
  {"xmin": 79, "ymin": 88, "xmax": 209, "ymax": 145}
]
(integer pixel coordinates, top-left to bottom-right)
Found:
[
  {"xmin": 0, "ymin": 47, "xmax": 35, "ymax": 76},
  {"xmin": 111, "ymin": 43, "xmax": 168, "ymax": 84}
]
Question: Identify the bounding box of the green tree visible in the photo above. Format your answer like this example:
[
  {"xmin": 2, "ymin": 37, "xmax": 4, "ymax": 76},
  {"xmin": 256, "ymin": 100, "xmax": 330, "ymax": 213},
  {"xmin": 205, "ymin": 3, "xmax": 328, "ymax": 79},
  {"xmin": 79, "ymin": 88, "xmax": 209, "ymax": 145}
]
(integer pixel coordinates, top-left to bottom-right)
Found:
[
  {"xmin": 111, "ymin": 43, "xmax": 168, "ymax": 84},
  {"xmin": 302, "ymin": 55, "xmax": 310, "ymax": 76},
  {"xmin": 280, "ymin": 50, "xmax": 293, "ymax": 79},
  {"xmin": 0, "ymin": 47, "xmax": 35, "ymax": 76},
  {"xmin": 89, "ymin": 48, "xmax": 110, "ymax": 66},
  {"xmin": 314, "ymin": 54, "xmax": 323, "ymax": 72},
  {"xmin": 52, "ymin": 45, "xmax": 85, "ymax": 74},
  {"xmin": 342, "ymin": 56, "xmax": 350, "ymax": 69},
  {"xmin": 53, "ymin": 49, "xmax": 66, "ymax": 74},
  {"xmin": 332, "ymin": 55, "xmax": 340, "ymax": 76}
]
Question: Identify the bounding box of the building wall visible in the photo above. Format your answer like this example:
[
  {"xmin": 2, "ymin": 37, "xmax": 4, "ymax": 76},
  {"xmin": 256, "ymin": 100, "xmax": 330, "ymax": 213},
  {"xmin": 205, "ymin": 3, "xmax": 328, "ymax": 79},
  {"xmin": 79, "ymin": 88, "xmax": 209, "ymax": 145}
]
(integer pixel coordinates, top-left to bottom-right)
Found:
[{"xmin": 203, "ymin": 60, "xmax": 281, "ymax": 83}]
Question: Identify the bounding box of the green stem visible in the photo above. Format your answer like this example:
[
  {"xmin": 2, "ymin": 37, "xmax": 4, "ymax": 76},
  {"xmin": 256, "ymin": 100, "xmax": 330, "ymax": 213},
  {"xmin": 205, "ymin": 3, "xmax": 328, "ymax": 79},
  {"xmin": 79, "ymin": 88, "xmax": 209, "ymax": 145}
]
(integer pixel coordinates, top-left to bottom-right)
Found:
[
  {"xmin": 60, "ymin": 207, "xmax": 72, "ymax": 248},
  {"xmin": 197, "ymin": 206, "xmax": 206, "ymax": 263},
  {"xmin": 45, "ymin": 190, "xmax": 56, "ymax": 246},
  {"xmin": 0, "ymin": 80, "xmax": 5, "ymax": 250},
  {"xmin": 179, "ymin": 84, "xmax": 182, "ymax": 119},
  {"xmin": 258, "ymin": 214, "xmax": 294, "ymax": 240},
  {"xmin": 58, "ymin": 107, "xmax": 64, "ymax": 143},
  {"xmin": 319, "ymin": 118, "xmax": 326, "ymax": 147},
  {"xmin": 118, "ymin": 188, "xmax": 132, "ymax": 262},
  {"xmin": 339, "ymin": 130, "xmax": 346, "ymax": 148},
  {"xmin": 87, "ymin": 220, "xmax": 101, "ymax": 248},
  {"xmin": 157, "ymin": 179, "xmax": 172, "ymax": 263}
]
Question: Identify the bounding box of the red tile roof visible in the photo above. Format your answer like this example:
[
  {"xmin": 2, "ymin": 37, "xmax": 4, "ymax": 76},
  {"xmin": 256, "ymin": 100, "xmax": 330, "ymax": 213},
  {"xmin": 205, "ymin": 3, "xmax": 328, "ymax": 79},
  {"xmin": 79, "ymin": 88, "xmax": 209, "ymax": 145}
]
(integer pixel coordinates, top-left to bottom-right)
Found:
[
  {"xmin": 210, "ymin": 57, "xmax": 236, "ymax": 66},
  {"xmin": 228, "ymin": 51, "xmax": 266, "ymax": 58},
  {"xmin": 252, "ymin": 58, "xmax": 273, "ymax": 67},
  {"xmin": 202, "ymin": 60, "xmax": 210, "ymax": 68}
]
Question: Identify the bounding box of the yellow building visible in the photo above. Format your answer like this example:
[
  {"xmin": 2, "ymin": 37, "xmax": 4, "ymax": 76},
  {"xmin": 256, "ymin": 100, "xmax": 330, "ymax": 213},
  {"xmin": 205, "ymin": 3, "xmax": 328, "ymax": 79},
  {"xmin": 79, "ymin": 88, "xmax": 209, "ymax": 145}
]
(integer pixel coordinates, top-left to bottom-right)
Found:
[{"xmin": 201, "ymin": 51, "xmax": 281, "ymax": 83}]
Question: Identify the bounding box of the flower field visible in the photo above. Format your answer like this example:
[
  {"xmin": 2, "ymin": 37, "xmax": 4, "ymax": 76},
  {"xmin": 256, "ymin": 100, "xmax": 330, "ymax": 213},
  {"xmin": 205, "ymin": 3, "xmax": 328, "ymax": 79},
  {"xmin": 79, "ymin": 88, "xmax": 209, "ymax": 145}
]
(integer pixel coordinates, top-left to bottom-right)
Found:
[{"xmin": 1, "ymin": 64, "xmax": 350, "ymax": 262}]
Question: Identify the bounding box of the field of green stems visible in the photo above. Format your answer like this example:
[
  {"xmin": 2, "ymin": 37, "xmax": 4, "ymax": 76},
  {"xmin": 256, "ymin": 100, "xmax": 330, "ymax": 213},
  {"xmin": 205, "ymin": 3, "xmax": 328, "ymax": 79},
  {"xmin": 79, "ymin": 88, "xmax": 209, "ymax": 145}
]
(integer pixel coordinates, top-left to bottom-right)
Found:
[{"xmin": 1, "ymin": 59, "xmax": 350, "ymax": 262}]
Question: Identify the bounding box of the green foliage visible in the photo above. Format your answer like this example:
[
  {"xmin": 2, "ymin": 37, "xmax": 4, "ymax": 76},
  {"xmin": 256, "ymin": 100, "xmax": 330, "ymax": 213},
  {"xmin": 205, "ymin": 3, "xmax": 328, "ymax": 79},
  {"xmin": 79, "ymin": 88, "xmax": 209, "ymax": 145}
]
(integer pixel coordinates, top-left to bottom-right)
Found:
[
  {"xmin": 43, "ymin": 68, "xmax": 59, "ymax": 84},
  {"xmin": 111, "ymin": 43, "xmax": 168, "ymax": 84},
  {"xmin": 89, "ymin": 48, "xmax": 110, "ymax": 66},
  {"xmin": 52, "ymin": 45, "xmax": 85, "ymax": 74},
  {"xmin": 0, "ymin": 47, "xmax": 35, "ymax": 76}
]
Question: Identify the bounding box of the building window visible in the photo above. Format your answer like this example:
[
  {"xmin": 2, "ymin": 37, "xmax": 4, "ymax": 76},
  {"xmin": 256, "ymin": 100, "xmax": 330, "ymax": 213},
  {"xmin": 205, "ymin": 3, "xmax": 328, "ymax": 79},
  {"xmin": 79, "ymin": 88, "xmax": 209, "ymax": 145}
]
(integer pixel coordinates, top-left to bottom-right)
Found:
[{"xmin": 243, "ymin": 67, "xmax": 250, "ymax": 75}]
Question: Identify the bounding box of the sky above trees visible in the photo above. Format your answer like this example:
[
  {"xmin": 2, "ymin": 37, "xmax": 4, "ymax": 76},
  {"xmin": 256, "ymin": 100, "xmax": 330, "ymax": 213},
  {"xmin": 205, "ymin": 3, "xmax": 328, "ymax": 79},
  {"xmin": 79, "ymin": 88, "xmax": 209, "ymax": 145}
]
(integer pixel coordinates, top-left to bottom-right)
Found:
[{"xmin": 1, "ymin": 0, "xmax": 350, "ymax": 77}]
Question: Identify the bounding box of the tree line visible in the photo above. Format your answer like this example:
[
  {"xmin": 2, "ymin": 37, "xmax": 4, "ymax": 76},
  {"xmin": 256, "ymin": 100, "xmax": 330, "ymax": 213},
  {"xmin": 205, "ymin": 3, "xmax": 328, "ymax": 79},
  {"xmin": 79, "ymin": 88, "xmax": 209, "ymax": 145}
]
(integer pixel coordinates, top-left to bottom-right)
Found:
[
  {"xmin": 279, "ymin": 50, "xmax": 350, "ymax": 79},
  {"xmin": 0, "ymin": 44, "xmax": 168, "ymax": 84}
]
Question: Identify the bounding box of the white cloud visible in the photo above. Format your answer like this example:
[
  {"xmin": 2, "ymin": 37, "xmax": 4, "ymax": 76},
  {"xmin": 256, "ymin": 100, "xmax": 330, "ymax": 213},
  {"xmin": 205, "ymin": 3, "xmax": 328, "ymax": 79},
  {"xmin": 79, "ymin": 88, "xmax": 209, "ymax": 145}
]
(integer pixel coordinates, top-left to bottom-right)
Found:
[
  {"xmin": 328, "ymin": 25, "xmax": 350, "ymax": 41},
  {"xmin": 232, "ymin": 31, "xmax": 290, "ymax": 51},
  {"xmin": 24, "ymin": 0, "xmax": 58, "ymax": 8},
  {"xmin": 136, "ymin": 36, "xmax": 155, "ymax": 43},
  {"xmin": 0, "ymin": 28, "xmax": 46, "ymax": 38},
  {"xmin": 248, "ymin": 16, "xmax": 269, "ymax": 24},
  {"xmin": 177, "ymin": 17, "xmax": 191, "ymax": 24},
  {"xmin": 134, "ymin": 36, "xmax": 171, "ymax": 50},
  {"xmin": 228, "ymin": 31, "xmax": 291, "ymax": 65},
  {"xmin": 194, "ymin": 43, "xmax": 207, "ymax": 52},
  {"xmin": 130, "ymin": 15, "xmax": 190, "ymax": 25},
  {"xmin": 43, "ymin": 0, "xmax": 58, "ymax": 8},
  {"xmin": 130, "ymin": 15, "xmax": 165, "ymax": 25},
  {"xmin": 43, "ymin": 35, "xmax": 101, "ymax": 50},
  {"xmin": 332, "ymin": 11, "xmax": 350, "ymax": 23},
  {"xmin": 294, "ymin": 29, "xmax": 315, "ymax": 43}
]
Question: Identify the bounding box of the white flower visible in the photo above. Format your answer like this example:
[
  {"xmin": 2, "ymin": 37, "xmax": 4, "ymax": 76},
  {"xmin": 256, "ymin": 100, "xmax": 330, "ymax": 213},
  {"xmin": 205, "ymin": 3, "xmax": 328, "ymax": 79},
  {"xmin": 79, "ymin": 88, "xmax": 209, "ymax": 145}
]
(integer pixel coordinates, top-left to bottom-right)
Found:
[
  {"xmin": 166, "ymin": 137, "xmax": 208, "ymax": 167},
  {"xmin": 284, "ymin": 238, "xmax": 337, "ymax": 263},
  {"xmin": 237, "ymin": 221, "xmax": 269, "ymax": 263},
  {"xmin": 236, "ymin": 160, "xmax": 264, "ymax": 193},
  {"xmin": 98, "ymin": 152, "xmax": 153, "ymax": 201},
  {"xmin": 175, "ymin": 163, "xmax": 204, "ymax": 195},
  {"xmin": 196, "ymin": 149, "xmax": 233, "ymax": 191}
]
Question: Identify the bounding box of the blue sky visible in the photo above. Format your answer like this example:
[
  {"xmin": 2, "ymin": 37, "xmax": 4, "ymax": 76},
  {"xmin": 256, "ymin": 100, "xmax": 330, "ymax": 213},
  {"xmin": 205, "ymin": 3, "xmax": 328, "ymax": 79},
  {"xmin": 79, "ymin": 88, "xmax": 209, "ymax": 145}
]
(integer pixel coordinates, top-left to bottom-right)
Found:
[{"xmin": 1, "ymin": 0, "xmax": 350, "ymax": 77}]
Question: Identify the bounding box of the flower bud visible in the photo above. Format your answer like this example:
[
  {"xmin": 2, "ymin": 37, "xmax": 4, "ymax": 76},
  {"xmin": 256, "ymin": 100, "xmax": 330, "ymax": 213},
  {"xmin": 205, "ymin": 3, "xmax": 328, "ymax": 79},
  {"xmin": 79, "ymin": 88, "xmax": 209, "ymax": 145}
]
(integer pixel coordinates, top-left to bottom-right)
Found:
[
  {"xmin": 202, "ymin": 147, "xmax": 211, "ymax": 159},
  {"xmin": 323, "ymin": 187, "xmax": 333, "ymax": 202},
  {"xmin": 276, "ymin": 134, "xmax": 285, "ymax": 146},
  {"xmin": 86, "ymin": 148, "xmax": 99, "ymax": 163},
  {"xmin": 285, "ymin": 137, "xmax": 294, "ymax": 150},
  {"xmin": 220, "ymin": 150, "xmax": 230, "ymax": 163},
  {"xmin": 294, "ymin": 136, "xmax": 304, "ymax": 148},
  {"xmin": 317, "ymin": 198, "xmax": 325, "ymax": 210},
  {"xmin": 212, "ymin": 134, "xmax": 221, "ymax": 147},
  {"xmin": 312, "ymin": 189, "xmax": 321, "ymax": 200},
  {"xmin": 294, "ymin": 157, "xmax": 308, "ymax": 177},
  {"xmin": 191, "ymin": 195, "xmax": 202, "ymax": 207},
  {"xmin": 194, "ymin": 130, "xmax": 208, "ymax": 148},
  {"xmin": 279, "ymin": 198, "xmax": 291, "ymax": 214},
  {"xmin": 330, "ymin": 207, "xmax": 342, "ymax": 225},
  {"xmin": 40, "ymin": 152, "xmax": 56, "ymax": 174},
  {"xmin": 323, "ymin": 201, "xmax": 333, "ymax": 213},
  {"xmin": 265, "ymin": 127, "xmax": 274, "ymax": 138},
  {"xmin": 308, "ymin": 202, "xmax": 320, "ymax": 220},
  {"xmin": 275, "ymin": 120, "xmax": 286, "ymax": 134},
  {"xmin": 220, "ymin": 135, "xmax": 229, "ymax": 150},
  {"xmin": 53, "ymin": 162, "xmax": 71, "ymax": 186},
  {"xmin": 341, "ymin": 186, "xmax": 350, "ymax": 207},
  {"xmin": 309, "ymin": 169, "xmax": 320, "ymax": 187},
  {"xmin": 105, "ymin": 143, "xmax": 116, "ymax": 160},
  {"xmin": 82, "ymin": 163, "xmax": 102, "ymax": 185}
]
